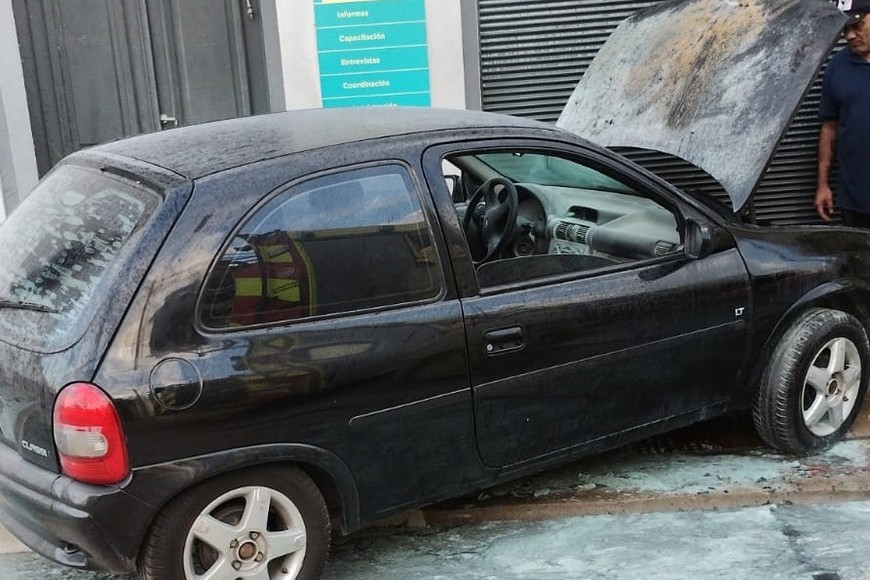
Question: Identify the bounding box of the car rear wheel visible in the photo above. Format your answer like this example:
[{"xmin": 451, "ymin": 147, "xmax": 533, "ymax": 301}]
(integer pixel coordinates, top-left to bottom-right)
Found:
[
  {"xmin": 139, "ymin": 466, "xmax": 329, "ymax": 580},
  {"xmin": 753, "ymin": 308, "xmax": 869, "ymax": 454}
]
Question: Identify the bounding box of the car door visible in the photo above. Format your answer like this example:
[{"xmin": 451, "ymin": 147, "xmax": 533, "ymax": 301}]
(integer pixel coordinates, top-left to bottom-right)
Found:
[
  {"xmin": 424, "ymin": 139, "xmax": 752, "ymax": 468},
  {"xmin": 99, "ymin": 157, "xmax": 476, "ymax": 520}
]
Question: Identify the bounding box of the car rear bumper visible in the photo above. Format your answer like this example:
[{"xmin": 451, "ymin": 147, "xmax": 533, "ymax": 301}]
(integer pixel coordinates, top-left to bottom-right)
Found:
[{"xmin": 0, "ymin": 441, "xmax": 155, "ymax": 573}]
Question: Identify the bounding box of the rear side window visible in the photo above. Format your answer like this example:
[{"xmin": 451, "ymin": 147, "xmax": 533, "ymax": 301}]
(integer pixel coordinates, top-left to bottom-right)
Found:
[
  {"xmin": 0, "ymin": 165, "xmax": 158, "ymax": 350},
  {"xmin": 200, "ymin": 164, "xmax": 442, "ymax": 329}
]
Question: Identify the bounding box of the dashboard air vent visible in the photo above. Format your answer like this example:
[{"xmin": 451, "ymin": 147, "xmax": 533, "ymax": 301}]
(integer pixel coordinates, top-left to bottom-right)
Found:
[{"xmin": 554, "ymin": 221, "xmax": 591, "ymax": 244}]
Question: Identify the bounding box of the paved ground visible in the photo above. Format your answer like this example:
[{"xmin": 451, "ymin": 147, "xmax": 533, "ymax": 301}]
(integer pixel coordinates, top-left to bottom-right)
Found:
[
  {"xmin": 2, "ymin": 405, "xmax": 870, "ymax": 578},
  {"xmin": 4, "ymin": 500, "xmax": 870, "ymax": 579},
  {"xmin": 328, "ymin": 501, "xmax": 870, "ymax": 579},
  {"xmin": 408, "ymin": 403, "xmax": 870, "ymax": 526}
]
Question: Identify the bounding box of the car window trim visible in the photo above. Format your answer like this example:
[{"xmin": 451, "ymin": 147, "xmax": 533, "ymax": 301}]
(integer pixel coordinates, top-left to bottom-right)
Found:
[
  {"xmin": 422, "ymin": 137, "xmax": 696, "ymax": 297},
  {"xmin": 195, "ymin": 159, "xmax": 449, "ymax": 334}
]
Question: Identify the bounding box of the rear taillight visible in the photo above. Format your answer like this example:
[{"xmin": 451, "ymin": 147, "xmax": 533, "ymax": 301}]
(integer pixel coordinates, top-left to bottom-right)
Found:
[{"xmin": 53, "ymin": 382, "xmax": 129, "ymax": 485}]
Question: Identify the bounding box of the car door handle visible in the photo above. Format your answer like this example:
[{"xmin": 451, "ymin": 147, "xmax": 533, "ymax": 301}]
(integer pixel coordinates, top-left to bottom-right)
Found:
[{"xmin": 484, "ymin": 326, "xmax": 525, "ymax": 355}]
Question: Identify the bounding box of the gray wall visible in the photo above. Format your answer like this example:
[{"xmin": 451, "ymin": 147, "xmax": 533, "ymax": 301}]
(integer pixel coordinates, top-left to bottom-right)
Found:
[{"xmin": 475, "ymin": 0, "xmax": 830, "ymax": 225}]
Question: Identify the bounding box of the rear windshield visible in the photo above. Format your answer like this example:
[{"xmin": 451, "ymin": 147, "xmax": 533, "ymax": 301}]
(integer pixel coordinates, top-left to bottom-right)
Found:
[{"xmin": 0, "ymin": 164, "xmax": 159, "ymax": 351}]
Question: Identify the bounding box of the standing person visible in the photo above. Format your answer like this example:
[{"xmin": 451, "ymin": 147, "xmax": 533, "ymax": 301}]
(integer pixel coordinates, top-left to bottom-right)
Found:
[{"xmin": 815, "ymin": 0, "xmax": 870, "ymax": 226}]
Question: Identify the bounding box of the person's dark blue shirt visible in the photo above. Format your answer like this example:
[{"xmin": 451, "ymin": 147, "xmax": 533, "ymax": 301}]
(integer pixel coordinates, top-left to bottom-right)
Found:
[{"xmin": 819, "ymin": 47, "xmax": 870, "ymax": 213}]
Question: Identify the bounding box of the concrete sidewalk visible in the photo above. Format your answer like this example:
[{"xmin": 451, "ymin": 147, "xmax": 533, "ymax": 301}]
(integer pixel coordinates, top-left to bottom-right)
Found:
[{"xmin": 0, "ymin": 525, "xmax": 25, "ymax": 555}]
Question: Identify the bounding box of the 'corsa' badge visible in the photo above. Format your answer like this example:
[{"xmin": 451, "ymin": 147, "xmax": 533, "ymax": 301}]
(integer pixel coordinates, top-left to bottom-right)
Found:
[{"xmin": 21, "ymin": 439, "xmax": 48, "ymax": 458}]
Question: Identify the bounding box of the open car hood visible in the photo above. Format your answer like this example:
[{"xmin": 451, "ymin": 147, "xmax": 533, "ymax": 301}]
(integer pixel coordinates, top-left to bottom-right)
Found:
[{"xmin": 557, "ymin": 0, "xmax": 847, "ymax": 211}]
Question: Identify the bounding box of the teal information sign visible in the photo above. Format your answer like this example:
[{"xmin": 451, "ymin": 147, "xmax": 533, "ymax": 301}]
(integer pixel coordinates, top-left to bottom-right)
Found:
[{"xmin": 313, "ymin": 0, "xmax": 431, "ymax": 108}]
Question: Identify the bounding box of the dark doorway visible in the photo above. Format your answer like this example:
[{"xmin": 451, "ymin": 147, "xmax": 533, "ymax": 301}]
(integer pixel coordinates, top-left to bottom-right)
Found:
[{"xmin": 13, "ymin": 0, "xmax": 271, "ymax": 176}]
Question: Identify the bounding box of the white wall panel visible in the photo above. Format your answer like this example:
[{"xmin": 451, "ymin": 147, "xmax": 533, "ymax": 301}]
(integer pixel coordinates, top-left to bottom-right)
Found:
[
  {"xmin": 0, "ymin": 0, "xmax": 37, "ymax": 214},
  {"xmin": 275, "ymin": 0, "xmax": 466, "ymax": 110}
]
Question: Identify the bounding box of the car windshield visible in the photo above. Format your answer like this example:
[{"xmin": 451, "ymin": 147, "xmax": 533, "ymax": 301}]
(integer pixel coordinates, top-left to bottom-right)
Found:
[
  {"xmin": 476, "ymin": 152, "xmax": 636, "ymax": 194},
  {"xmin": 0, "ymin": 164, "xmax": 158, "ymax": 351}
]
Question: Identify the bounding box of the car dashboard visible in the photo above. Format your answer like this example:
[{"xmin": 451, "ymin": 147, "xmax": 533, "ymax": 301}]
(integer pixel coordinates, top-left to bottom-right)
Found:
[{"xmin": 514, "ymin": 183, "xmax": 681, "ymax": 264}]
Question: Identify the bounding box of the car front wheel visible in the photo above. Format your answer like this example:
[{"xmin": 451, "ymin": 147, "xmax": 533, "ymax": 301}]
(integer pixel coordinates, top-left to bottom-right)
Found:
[
  {"xmin": 139, "ymin": 466, "xmax": 329, "ymax": 580},
  {"xmin": 753, "ymin": 308, "xmax": 869, "ymax": 454}
]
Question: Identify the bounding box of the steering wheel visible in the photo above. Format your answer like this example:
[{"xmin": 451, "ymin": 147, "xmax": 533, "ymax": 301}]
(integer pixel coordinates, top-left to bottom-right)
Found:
[{"xmin": 461, "ymin": 177, "xmax": 519, "ymax": 265}]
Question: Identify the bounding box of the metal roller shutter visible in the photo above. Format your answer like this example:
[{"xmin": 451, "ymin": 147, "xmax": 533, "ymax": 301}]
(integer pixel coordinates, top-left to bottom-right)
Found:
[{"xmin": 478, "ymin": 0, "xmax": 836, "ymax": 225}]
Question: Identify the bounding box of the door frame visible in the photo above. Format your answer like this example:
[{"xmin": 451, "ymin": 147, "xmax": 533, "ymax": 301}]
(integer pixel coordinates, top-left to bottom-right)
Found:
[{"xmin": 11, "ymin": 0, "xmax": 279, "ymax": 177}]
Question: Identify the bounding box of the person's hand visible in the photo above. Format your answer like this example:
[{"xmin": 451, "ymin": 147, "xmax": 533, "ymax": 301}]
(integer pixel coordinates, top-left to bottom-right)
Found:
[{"xmin": 815, "ymin": 185, "xmax": 834, "ymax": 223}]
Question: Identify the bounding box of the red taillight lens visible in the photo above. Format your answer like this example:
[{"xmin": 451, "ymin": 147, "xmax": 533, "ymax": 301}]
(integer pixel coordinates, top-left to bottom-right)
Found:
[{"xmin": 53, "ymin": 382, "xmax": 129, "ymax": 485}]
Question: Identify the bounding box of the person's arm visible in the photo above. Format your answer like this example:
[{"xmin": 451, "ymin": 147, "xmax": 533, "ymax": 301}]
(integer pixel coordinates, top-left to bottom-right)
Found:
[{"xmin": 815, "ymin": 120, "xmax": 837, "ymax": 223}]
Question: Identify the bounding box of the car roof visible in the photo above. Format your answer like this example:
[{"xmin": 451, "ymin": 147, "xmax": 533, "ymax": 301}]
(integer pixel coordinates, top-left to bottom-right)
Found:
[{"xmin": 92, "ymin": 108, "xmax": 553, "ymax": 179}]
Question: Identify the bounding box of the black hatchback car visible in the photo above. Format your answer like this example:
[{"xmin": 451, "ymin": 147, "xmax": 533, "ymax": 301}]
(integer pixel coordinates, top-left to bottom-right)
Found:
[{"xmin": 0, "ymin": 1, "xmax": 863, "ymax": 579}]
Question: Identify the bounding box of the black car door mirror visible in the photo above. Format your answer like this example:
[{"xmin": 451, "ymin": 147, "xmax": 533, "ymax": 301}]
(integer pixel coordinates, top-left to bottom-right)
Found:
[{"xmin": 685, "ymin": 219, "xmax": 714, "ymax": 260}]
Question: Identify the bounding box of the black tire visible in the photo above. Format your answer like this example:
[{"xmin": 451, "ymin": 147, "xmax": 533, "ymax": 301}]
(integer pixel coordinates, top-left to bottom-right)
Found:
[
  {"xmin": 753, "ymin": 308, "xmax": 869, "ymax": 454},
  {"xmin": 138, "ymin": 466, "xmax": 330, "ymax": 580}
]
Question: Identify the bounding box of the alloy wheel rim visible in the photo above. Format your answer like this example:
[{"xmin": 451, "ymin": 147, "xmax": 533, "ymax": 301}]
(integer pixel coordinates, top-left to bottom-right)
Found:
[
  {"xmin": 183, "ymin": 485, "xmax": 307, "ymax": 579},
  {"xmin": 801, "ymin": 337, "xmax": 862, "ymax": 437}
]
